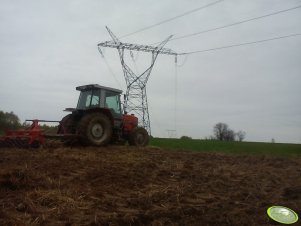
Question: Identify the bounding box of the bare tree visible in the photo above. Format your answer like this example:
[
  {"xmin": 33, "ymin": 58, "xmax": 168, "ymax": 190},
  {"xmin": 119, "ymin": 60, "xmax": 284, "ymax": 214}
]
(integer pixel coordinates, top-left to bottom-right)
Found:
[
  {"xmin": 213, "ymin": 123, "xmax": 229, "ymax": 141},
  {"xmin": 236, "ymin": 130, "xmax": 246, "ymax": 142},
  {"xmin": 213, "ymin": 123, "xmax": 246, "ymax": 142},
  {"xmin": 224, "ymin": 129, "xmax": 235, "ymax": 141}
]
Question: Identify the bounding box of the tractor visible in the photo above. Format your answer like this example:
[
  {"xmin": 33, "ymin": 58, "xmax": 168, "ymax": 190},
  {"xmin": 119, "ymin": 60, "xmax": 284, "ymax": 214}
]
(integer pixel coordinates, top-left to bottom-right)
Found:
[{"xmin": 58, "ymin": 84, "xmax": 149, "ymax": 146}]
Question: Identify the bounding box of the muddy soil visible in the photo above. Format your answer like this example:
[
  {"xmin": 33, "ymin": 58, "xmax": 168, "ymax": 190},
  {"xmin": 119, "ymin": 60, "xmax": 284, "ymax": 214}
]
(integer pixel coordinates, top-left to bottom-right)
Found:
[{"xmin": 0, "ymin": 146, "xmax": 300, "ymax": 226}]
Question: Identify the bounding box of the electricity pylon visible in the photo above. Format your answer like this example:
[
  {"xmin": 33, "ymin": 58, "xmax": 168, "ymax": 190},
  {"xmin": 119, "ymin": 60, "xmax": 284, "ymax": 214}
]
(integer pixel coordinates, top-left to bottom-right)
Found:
[{"xmin": 98, "ymin": 27, "xmax": 177, "ymax": 134}]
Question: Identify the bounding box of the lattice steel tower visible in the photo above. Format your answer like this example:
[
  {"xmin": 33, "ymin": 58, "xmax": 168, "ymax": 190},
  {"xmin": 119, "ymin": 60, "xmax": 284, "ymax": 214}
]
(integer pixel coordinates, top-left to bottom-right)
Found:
[{"xmin": 98, "ymin": 27, "xmax": 177, "ymax": 134}]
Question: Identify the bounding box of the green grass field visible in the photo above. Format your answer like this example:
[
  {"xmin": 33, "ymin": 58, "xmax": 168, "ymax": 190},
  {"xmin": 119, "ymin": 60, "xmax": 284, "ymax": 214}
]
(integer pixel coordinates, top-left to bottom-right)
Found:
[{"xmin": 150, "ymin": 138, "xmax": 301, "ymax": 157}]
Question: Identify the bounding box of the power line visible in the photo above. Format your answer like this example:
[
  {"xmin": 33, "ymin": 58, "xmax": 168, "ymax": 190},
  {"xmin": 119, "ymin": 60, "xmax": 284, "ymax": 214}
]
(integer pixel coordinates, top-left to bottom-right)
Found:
[
  {"xmin": 98, "ymin": 48, "xmax": 123, "ymax": 89},
  {"xmin": 119, "ymin": 0, "xmax": 224, "ymax": 39},
  {"xmin": 152, "ymin": 4, "xmax": 301, "ymax": 44},
  {"xmin": 179, "ymin": 33, "xmax": 301, "ymax": 55},
  {"xmin": 173, "ymin": 5, "xmax": 301, "ymax": 42}
]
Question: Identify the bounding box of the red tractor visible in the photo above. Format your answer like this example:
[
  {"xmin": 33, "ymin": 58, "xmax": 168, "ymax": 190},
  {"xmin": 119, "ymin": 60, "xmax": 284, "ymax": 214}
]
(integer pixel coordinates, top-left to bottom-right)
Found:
[
  {"xmin": 58, "ymin": 84, "xmax": 149, "ymax": 146},
  {"xmin": 0, "ymin": 84, "xmax": 149, "ymax": 148}
]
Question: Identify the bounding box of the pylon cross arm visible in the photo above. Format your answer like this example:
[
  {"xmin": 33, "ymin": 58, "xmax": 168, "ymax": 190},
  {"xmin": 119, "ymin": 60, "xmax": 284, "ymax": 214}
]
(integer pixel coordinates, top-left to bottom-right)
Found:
[{"xmin": 98, "ymin": 41, "xmax": 177, "ymax": 55}]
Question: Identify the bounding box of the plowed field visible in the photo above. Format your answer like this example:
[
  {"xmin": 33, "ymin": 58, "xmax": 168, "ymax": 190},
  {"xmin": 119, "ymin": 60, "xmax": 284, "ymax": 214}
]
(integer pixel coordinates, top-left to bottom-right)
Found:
[{"xmin": 0, "ymin": 146, "xmax": 300, "ymax": 226}]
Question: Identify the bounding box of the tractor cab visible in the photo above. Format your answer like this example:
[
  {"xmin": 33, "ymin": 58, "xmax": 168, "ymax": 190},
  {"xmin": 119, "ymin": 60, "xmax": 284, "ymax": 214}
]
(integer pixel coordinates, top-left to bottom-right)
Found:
[{"xmin": 76, "ymin": 84, "xmax": 123, "ymax": 119}]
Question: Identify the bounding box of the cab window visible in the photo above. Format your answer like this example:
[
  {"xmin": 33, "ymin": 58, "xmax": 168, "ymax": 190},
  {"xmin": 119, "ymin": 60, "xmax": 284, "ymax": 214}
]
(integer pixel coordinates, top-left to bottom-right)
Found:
[
  {"xmin": 105, "ymin": 91, "xmax": 121, "ymax": 114},
  {"xmin": 77, "ymin": 89, "xmax": 101, "ymax": 109}
]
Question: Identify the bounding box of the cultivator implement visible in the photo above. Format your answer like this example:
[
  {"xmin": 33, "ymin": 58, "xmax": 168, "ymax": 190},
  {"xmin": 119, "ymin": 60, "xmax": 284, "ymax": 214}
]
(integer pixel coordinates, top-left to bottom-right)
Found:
[
  {"xmin": 0, "ymin": 120, "xmax": 45, "ymax": 148},
  {"xmin": 0, "ymin": 120, "xmax": 77, "ymax": 148}
]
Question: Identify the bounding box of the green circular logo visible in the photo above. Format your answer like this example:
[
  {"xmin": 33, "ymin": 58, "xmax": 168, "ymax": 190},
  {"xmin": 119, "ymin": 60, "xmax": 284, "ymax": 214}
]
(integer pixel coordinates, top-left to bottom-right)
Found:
[{"xmin": 267, "ymin": 206, "xmax": 299, "ymax": 224}]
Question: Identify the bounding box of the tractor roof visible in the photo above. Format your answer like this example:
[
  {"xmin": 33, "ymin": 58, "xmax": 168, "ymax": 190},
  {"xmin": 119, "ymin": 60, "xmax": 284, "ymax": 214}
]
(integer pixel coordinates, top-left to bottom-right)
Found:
[{"xmin": 76, "ymin": 84, "xmax": 122, "ymax": 94}]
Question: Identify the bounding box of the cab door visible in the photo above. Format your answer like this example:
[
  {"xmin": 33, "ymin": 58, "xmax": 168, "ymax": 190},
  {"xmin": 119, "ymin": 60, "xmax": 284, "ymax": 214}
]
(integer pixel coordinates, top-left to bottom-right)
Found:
[{"xmin": 104, "ymin": 91, "xmax": 123, "ymax": 128}]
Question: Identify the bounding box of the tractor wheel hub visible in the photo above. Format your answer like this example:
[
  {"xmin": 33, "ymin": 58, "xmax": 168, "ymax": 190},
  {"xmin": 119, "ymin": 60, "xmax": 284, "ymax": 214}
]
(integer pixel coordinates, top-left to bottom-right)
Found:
[{"xmin": 91, "ymin": 123, "xmax": 104, "ymax": 138}]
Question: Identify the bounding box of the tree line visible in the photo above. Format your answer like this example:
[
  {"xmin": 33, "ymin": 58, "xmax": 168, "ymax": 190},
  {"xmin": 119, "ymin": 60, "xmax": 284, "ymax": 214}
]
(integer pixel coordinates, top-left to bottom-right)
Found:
[
  {"xmin": 0, "ymin": 111, "xmax": 57, "ymax": 134},
  {"xmin": 181, "ymin": 122, "xmax": 246, "ymax": 141}
]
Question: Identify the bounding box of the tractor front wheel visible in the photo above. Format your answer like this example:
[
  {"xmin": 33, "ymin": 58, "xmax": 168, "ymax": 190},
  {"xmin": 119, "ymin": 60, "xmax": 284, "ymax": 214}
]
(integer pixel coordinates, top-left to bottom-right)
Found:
[
  {"xmin": 78, "ymin": 113, "xmax": 112, "ymax": 146},
  {"xmin": 129, "ymin": 127, "xmax": 149, "ymax": 146}
]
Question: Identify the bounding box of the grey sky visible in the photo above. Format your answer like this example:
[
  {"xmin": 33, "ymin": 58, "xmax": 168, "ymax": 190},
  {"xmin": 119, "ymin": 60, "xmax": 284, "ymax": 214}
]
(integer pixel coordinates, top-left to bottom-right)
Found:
[{"xmin": 0, "ymin": 0, "xmax": 300, "ymax": 143}]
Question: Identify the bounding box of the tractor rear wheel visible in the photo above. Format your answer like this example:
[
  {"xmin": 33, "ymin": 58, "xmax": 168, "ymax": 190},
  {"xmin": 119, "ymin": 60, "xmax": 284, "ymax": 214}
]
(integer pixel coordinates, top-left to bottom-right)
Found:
[
  {"xmin": 57, "ymin": 114, "xmax": 77, "ymax": 145},
  {"xmin": 129, "ymin": 127, "xmax": 149, "ymax": 146},
  {"xmin": 78, "ymin": 113, "xmax": 112, "ymax": 146},
  {"xmin": 57, "ymin": 114, "xmax": 74, "ymax": 134}
]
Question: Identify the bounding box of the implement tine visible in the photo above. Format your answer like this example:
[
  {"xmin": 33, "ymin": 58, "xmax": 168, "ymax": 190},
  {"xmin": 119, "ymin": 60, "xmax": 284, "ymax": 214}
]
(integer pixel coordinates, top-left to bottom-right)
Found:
[
  {"xmin": 14, "ymin": 139, "xmax": 21, "ymax": 148},
  {"xmin": 0, "ymin": 139, "xmax": 5, "ymax": 148},
  {"xmin": 5, "ymin": 139, "xmax": 13, "ymax": 148},
  {"xmin": 17, "ymin": 138, "xmax": 30, "ymax": 148},
  {"xmin": 15, "ymin": 138, "xmax": 24, "ymax": 148},
  {"xmin": 0, "ymin": 138, "xmax": 30, "ymax": 149},
  {"xmin": 5, "ymin": 138, "xmax": 14, "ymax": 148}
]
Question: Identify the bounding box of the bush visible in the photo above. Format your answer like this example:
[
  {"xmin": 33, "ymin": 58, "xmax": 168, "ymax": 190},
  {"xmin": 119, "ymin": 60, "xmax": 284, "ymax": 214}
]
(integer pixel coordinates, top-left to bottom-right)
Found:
[
  {"xmin": 180, "ymin": 136, "xmax": 192, "ymax": 140},
  {"xmin": 0, "ymin": 111, "xmax": 21, "ymax": 133}
]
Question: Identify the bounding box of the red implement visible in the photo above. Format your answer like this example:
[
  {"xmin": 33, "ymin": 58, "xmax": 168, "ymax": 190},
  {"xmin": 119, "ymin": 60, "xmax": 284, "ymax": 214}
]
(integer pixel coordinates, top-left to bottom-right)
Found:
[{"xmin": 0, "ymin": 120, "xmax": 45, "ymax": 148}]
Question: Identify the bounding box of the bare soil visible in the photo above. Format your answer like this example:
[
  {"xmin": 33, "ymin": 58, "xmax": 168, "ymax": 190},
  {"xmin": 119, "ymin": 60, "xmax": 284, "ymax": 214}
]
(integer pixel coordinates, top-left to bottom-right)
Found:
[{"xmin": 0, "ymin": 146, "xmax": 300, "ymax": 226}]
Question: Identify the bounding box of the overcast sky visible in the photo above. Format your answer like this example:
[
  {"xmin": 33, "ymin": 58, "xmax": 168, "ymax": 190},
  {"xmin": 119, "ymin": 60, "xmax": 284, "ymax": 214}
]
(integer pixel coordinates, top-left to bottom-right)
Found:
[{"xmin": 0, "ymin": 0, "xmax": 300, "ymax": 143}]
